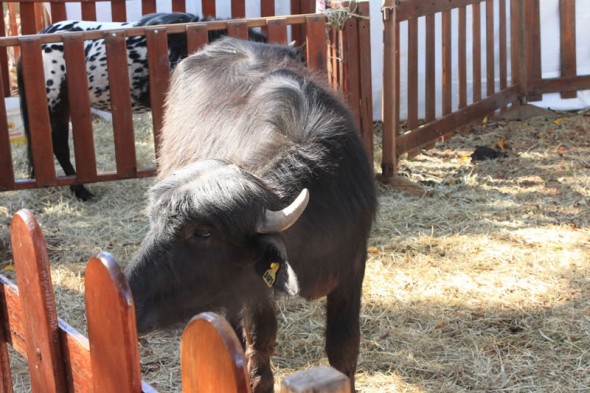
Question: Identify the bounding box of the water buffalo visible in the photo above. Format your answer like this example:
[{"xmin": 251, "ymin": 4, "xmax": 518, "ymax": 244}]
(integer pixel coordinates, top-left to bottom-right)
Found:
[
  {"xmin": 124, "ymin": 37, "xmax": 377, "ymax": 392},
  {"xmin": 17, "ymin": 12, "xmax": 266, "ymax": 201}
]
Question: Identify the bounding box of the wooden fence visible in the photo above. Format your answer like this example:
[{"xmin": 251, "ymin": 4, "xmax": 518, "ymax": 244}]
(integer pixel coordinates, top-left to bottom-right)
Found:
[
  {"xmin": 1, "ymin": 208, "xmax": 350, "ymax": 392},
  {"xmin": 380, "ymin": 0, "xmax": 589, "ymax": 178},
  {"xmin": 0, "ymin": 0, "xmax": 372, "ymax": 193}
]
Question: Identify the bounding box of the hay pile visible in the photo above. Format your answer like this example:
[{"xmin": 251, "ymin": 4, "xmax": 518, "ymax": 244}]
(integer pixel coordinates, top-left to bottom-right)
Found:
[{"xmin": 0, "ymin": 107, "xmax": 589, "ymax": 392}]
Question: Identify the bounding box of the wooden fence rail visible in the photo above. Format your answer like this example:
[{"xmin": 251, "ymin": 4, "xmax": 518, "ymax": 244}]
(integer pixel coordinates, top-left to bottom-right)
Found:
[
  {"xmin": 0, "ymin": 0, "xmax": 373, "ymax": 194},
  {"xmin": 2, "ymin": 208, "xmax": 350, "ymax": 392},
  {"xmin": 381, "ymin": 0, "xmax": 521, "ymax": 177},
  {"xmin": 380, "ymin": 0, "xmax": 589, "ymax": 179}
]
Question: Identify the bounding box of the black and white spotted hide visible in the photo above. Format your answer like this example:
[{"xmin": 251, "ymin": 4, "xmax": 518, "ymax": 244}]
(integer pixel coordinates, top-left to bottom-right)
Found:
[{"xmin": 18, "ymin": 12, "xmax": 267, "ymax": 200}]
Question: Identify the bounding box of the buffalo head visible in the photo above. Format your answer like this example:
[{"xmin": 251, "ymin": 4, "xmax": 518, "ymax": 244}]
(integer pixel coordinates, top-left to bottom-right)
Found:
[{"xmin": 125, "ymin": 159, "xmax": 308, "ymax": 333}]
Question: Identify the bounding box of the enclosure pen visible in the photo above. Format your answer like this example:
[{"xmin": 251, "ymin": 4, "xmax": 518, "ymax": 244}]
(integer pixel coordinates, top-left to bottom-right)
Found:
[
  {"xmin": 0, "ymin": 0, "xmax": 372, "ymax": 194},
  {"xmin": 380, "ymin": 0, "xmax": 588, "ymax": 182},
  {"xmin": 1, "ymin": 208, "xmax": 350, "ymax": 393}
]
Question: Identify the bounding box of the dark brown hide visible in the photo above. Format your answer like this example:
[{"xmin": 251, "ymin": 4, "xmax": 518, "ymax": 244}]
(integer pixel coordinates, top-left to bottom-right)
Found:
[{"xmin": 125, "ymin": 37, "xmax": 376, "ymax": 393}]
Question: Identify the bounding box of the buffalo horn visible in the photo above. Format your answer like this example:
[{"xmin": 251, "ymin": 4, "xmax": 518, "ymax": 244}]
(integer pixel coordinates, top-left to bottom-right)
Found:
[{"xmin": 256, "ymin": 189, "xmax": 310, "ymax": 234}]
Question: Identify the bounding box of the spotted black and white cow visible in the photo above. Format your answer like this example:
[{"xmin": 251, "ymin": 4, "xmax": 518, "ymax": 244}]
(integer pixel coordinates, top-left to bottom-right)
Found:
[{"xmin": 18, "ymin": 12, "xmax": 267, "ymax": 200}]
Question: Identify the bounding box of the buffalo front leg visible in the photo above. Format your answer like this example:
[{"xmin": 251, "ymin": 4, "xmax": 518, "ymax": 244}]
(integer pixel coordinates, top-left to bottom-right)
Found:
[
  {"xmin": 325, "ymin": 260, "xmax": 366, "ymax": 391},
  {"xmin": 241, "ymin": 302, "xmax": 277, "ymax": 393}
]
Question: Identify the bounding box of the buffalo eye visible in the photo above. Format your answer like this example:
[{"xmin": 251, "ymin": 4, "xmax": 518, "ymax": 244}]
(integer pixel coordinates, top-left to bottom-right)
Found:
[
  {"xmin": 182, "ymin": 224, "xmax": 213, "ymax": 241},
  {"xmin": 193, "ymin": 229, "xmax": 211, "ymax": 239}
]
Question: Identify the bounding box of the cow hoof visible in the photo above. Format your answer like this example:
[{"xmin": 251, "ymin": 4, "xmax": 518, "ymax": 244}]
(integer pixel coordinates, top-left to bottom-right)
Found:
[{"xmin": 70, "ymin": 184, "xmax": 94, "ymax": 201}]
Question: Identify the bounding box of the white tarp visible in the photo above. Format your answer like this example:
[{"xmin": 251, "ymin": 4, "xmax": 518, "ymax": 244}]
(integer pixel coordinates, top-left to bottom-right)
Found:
[{"xmin": 62, "ymin": 0, "xmax": 590, "ymax": 121}]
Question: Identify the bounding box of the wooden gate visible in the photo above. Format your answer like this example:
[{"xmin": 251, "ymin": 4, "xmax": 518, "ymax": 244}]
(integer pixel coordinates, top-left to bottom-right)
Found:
[
  {"xmin": 0, "ymin": 0, "xmax": 372, "ymax": 193},
  {"xmin": 380, "ymin": 0, "xmax": 589, "ymax": 179}
]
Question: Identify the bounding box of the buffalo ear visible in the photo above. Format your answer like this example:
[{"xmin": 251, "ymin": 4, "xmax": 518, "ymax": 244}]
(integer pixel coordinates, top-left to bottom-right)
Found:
[{"xmin": 255, "ymin": 234, "xmax": 299, "ymax": 296}]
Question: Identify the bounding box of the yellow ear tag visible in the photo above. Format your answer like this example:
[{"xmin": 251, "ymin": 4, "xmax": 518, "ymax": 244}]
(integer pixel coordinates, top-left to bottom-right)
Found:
[{"xmin": 263, "ymin": 262, "xmax": 280, "ymax": 288}]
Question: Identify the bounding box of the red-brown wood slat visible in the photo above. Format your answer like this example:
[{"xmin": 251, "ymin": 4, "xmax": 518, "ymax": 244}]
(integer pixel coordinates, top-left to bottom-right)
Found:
[
  {"xmin": 407, "ymin": 18, "xmax": 418, "ymax": 130},
  {"xmin": 181, "ymin": 312, "xmax": 250, "ymax": 393},
  {"xmin": 0, "ymin": 276, "xmax": 13, "ymax": 393},
  {"xmin": 0, "ymin": 272, "xmax": 158, "ymax": 393},
  {"xmin": 0, "ymin": 272, "xmax": 91, "ymax": 392},
  {"xmin": 10, "ymin": 209, "xmax": 66, "ymax": 393},
  {"xmin": 111, "ymin": 0, "xmax": 127, "ymax": 22},
  {"xmin": 187, "ymin": 24, "xmax": 210, "ymax": 55},
  {"xmin": 172, "ymin": 0, "xmax": 186, "ymax": 13},
  {"xmin": 0, "ymin": 276, "xmax": 27, "ymax": 359},
  {"xmin": 290, "ymin": 0, "xmax": 304, "ymax": 45},
  {"xmin": 50, "ymin": 3, "xmax": 68, "ymax": 24},
  {"xmin": 442, "ymin": 10, "xmax": 452, "ymax": 115},
  {"xmin": 397, "ymin": 86, "xmax": 520, "ymax": 154},
  {"xmin": 267, "ymin": 19, "xmax": 288, "ymax": 45},
  {"xmin": 232, "ymin": 1, "xmax": 246, "ymax": 19},
  {"xmin": 328, "ymin": 28, "xmax": 341, "ymax": 91},
  {"xmin": 472, "ymin": 2, "xmax": 482, "ymax": 102},
  {"xmin": 305, "ymin": 15, "xmax": 327, "ymax": 73},
  {"xmin": 62, "ymin": 33, "xmax": 97, "ymax": 182},
  {"xmin": 57, "ymin": 319, "xmax": 93, "ymax": 393},
  {"xmin": 227, "ymin": 21, "xmax": 249, "ymax": 40},
  {"xmin": 525, "ymin": 0, "xmax": 542, "ymax": 101},
  {"xmin": 292, "ymin": 0, "xmax": 315, "ymax": 46},
  {"xmin": 560, "ymin": 0, "xmax": 576, "ymax": 98},
  {"xmin": 341, "ymin": 15, "xmax": 361, "ymax": 135},
  {"xmin": 381, "ymin": 5, "xmax": 400, "ymax": 177},
  {"xmin": 0, "ymin": 4, "xmax": 7, "ymax": 38},
  {"xmin": 396, "ymin": 0, "xmax": 487, "ymax": 20},
  {"xmin": 0, "ymin": 6, "xmax": 10, "ymax": 98},
  {"xmin": 499, "ymin": 0, "xmax": 507, "ymax": 90},
  {"xmin": 85, "ymin": 253, "xmax": 142, "ymax": 393},
  {"xmin": 357, "ymin": 1, "xmax": 373, "ymax": 162},
  {"xmin": 458, "ymin": 6, "xmax": 467, "ymax": 109},
  {"xmin": 81, "ymin": 3, "xmax": 98, "ymax": 21},
  {"xmin": 485, "ymin": 0, "xmax": 495, "ymax": 96},
  {"xmin": 510, "ymin": 0, "xmax": 521, "ymax": 87},
  {"xmin": 146, "ymin": 27, "xmax": 171, "ymax": 154},
  {"xmin": 425, "ymin": 14, "xmax": 436, "ymax": 121},
  {"xmin": 20, "ymin": 38, "xmax": 57, "ymax": 186},
  {"xmin": 142, "ymin": 0, "xmax": 157, "ymax": 16},
  {"xmin": 202, "ymin": 0, "xmax": 216, "ymax": 17},
  {"xmin": 34, "ymin": 3, "xmax": 45, "ymax": 32},
  {"xmin": 0, "ymin": 278, "xmax": 14, "ymax": 393},
  {"xmin": 19, "ymin": 3, "xmax": 37, "ymax": 35},
  {"xmin": 0, "ymin": 324, "xmax": 13, "ymax": 393},
  {"xmin": 532, "ymin": 74, "xmax": 590, "ymax": 96},
  {"xmin": 104, "ymin": 31, "xmax": 137, "ymax": 178},
  {"xmin": 0, "ymin": 68, "xmax": 14, "ymax": 191},
  {"xmin": 261, "ymin": 0, "xmax": 275, "ymax": 17}
]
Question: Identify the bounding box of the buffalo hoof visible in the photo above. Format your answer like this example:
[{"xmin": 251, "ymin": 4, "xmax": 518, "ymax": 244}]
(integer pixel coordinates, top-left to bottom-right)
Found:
[{"xmin": 70, "ymin": 184, "xmax": 94, "ymax": 201}]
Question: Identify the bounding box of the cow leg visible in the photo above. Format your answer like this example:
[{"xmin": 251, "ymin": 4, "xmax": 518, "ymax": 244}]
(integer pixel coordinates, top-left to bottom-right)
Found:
[
  {"xmin": 50, "ymin": 100, "xmax": 94, "ymax": 201},
  {"xmin": 241, "ymin": 301, "xmax": 277, "ymax": 393},
  {"xmin": 325, "ymin": 254, "xmax": 366, "ymax": 391}
]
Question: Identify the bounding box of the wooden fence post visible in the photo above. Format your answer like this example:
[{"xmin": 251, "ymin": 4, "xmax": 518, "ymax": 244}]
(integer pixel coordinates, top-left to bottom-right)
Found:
[
  {"xmin": 85, "ymin": 252, "xmax": 143, "ymax": 393},
  {"xmin": 559, "ymin": 0, "xmax": 576, "ymax": 99},
  {"xmin": 524, "ymin": 0, "xmax": 542, "ymax": 101},
  {"xmin": 181, "ymin": 312, "xmax": 250, "ymax": 393},
  {"xmin": 10, "ymin": 209, "xmax": 66, "ymax": 393},
  {"xmin": 381, "ymin": 0, "xmax": 399, "ymax": 178},
  {"xmin": 0, "ymin": 291, "xmax": 14, "ymax": 393},
  {"xmin": 146, "ymin": 27, "xmax": 171, "ymax": 150}
]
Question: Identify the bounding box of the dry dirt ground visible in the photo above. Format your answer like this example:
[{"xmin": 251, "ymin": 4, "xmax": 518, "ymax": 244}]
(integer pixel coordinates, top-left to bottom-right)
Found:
[{"xmin": 0, "ymin": 107, "xmax": 589, "ymax": 392}]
